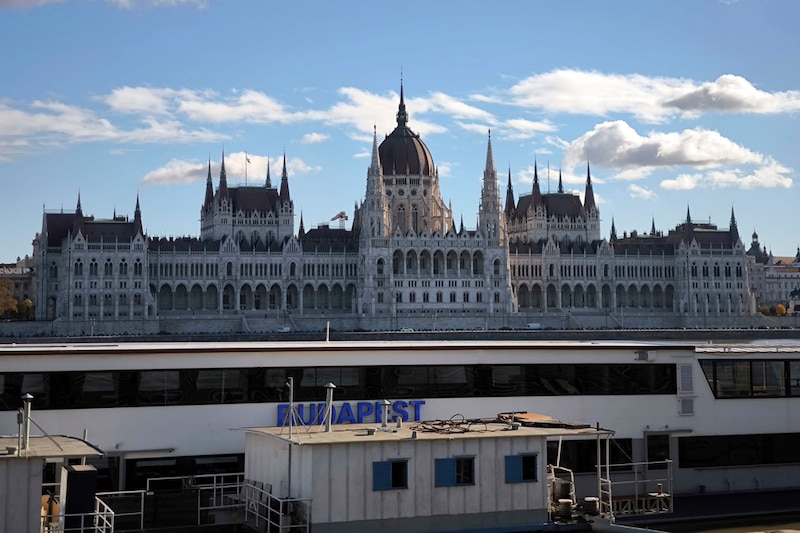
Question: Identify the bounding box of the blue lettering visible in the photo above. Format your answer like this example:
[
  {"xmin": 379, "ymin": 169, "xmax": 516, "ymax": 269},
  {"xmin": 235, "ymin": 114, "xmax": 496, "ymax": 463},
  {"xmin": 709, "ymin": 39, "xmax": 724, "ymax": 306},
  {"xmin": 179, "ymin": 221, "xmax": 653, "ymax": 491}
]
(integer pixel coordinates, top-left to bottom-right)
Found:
[
  {"xmin": 409, "ymin": 400, "xmax": 425, "ymax": 421},
  {"xmin": 356, "ymin": 401, "xmax": 374, "ymax": 423},
  {"xmin": 337, "ymin": 402, "xmax": 356, "ymax": 424},
  {"xmin": 393, "ymin": 400, "xmax": 409, "ymax": 422},
  {"xmin": 278, "ymin": 399, "xmax": 423, "ymax": 426},
  {"xmin": 277, "ymin": 404, "xmax": 289, "ymax": 427}
]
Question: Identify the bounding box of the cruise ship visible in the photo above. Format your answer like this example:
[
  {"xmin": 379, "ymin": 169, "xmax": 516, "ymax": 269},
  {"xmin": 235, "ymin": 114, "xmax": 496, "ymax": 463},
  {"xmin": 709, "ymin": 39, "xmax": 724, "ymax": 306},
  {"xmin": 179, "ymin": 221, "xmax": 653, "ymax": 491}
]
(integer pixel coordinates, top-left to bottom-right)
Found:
[{"xmin": 1, "ymin": 338, "xmax": 797, "ymax": 503}]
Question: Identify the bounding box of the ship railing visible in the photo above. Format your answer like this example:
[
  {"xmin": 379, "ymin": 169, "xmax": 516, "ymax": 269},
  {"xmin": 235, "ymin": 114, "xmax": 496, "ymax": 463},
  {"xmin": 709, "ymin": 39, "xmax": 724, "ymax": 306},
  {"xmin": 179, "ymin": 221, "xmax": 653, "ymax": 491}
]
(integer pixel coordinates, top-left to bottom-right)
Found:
[
  {"xmin": 599, "ymin": 459, "xmax": 673, "ymax": 518},
  {"xmin": 96, "ymin": 489, "xmax": 146, "ymax": 532},
  {"xmin": 225, "ymin": 479, "xmax": 312, "ymax": 533},
  {"xmin": 40, "ymin": 495, "xmax": 114, "ymax": 533}
]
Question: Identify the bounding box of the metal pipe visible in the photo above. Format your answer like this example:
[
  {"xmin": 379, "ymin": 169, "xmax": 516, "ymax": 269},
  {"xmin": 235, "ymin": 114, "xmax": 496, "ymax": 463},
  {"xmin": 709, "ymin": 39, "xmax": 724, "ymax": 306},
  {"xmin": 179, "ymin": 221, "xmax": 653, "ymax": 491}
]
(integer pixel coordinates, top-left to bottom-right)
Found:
[
  {"xmin": 21, "ymin": 393, "xmax": 32, "ymax": 450},
  {"xmin": 324, "ymin": 383, "xmax": 336, "ymax": 432}
]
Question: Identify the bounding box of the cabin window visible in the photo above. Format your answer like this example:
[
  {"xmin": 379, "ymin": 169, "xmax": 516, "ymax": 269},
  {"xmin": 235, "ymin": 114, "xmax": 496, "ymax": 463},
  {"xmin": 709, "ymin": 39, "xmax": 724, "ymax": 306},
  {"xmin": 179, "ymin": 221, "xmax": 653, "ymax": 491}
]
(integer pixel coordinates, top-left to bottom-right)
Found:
[
  {"xmin": 435, "ymin": 457, "xmax": 474, "ymax": 486},
  {"xmin": 505, "ymin": 454, "xmax": 538, "ymax": 483},
  {"xmin": 373, "ymin": 460, "xmax": 408, "ymax": 491}
]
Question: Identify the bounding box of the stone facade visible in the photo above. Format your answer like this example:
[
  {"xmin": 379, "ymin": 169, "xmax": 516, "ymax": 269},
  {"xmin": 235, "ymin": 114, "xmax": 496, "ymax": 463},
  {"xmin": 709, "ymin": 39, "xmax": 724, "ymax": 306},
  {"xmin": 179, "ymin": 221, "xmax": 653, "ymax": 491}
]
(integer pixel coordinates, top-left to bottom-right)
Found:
[{"xmin": 32, "ymin": 87, "xmax": 761, "ymax": 335}]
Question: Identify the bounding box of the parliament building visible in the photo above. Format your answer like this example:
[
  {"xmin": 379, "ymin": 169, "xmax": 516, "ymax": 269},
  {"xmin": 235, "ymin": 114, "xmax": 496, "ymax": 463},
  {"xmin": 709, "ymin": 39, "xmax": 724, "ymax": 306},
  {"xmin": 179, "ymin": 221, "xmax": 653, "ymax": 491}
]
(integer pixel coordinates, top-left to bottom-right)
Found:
[{"xmin": 32, "ymin": 87, "xmax": 759, "ymax": 335}]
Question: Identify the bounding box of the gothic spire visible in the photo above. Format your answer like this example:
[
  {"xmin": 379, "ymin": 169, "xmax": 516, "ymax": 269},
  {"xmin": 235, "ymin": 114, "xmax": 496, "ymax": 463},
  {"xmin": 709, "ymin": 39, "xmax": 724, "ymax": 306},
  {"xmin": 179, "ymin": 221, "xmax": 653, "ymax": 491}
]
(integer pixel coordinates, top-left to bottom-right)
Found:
[
  {"xmin": 610, "ymin": 217, "xmax": 618, "ymax": 242},
  {"xmin": 729, "ymin": 206, "xmax": 739, "ymax": 241},
  {"xmin": 279, "ymin": 152, "xmax": 290, "ymax": 203},
  {"xmin": 73, "ymin": 192, "xmax": 84, "ymax": 234},
  {"xmin": 583, "ymin": 162, "xmax": 597, "ymax": 213},
  {"xmin": 557, "ymin": 169, "xmax": 564, "ymax": 194},
  {"xmin": 133, "ymin": 194, "xmax": 143, "ymax": 235},
  {"xmin": 504, "ymin": 167, "xmax": 516, "ymax": 217},
  {"xmin": 218, "ymin": 150, "xmax": 229, "ymax": 200},
  {"xmin": 531, "ymin": 160, "xmax": 543, "ymax": 206},
  {"xmin": 298, "ymin": 211, "xmax": 305, "ymax": 239},
  {"xmin": 484, "ymin": 129, "xmax": 495, "ymax": 174},
  {"xmin": 204, "ymin": 158, "xmax": 214, "ymax": 208},
  {"xmin": 396, "ymin": 77, "xmax": 409, "ymax": 128},
  {"xmin": 265, "ymin": 158, "xmax": 272, "ymax": 188},
  {"xmin": 686, "ymin": 205, "xmax": 692, "ymax": 225},
  {"xmin": 369, "ymin": 125, "xmax": 382, "ymax": 175},
  {"xmin": 650, "ymin": 217, "xmax": 656, "ymax": 236}
]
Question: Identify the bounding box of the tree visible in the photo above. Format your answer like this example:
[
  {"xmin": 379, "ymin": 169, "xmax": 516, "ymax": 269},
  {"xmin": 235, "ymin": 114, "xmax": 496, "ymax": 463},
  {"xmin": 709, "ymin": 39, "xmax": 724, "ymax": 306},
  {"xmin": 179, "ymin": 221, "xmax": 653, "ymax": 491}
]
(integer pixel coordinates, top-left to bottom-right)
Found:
[
  {"xmin": 776, "ymin": 304, "xmax": 787, "ymax": 316},
  {"xmin": 18, "ymin": 298, "xmax": 34, "ymax": 320},
  {"xmin": 0, "ymin": 279, "xmax": 17, "ymax": 318},
  {"xmin": 759, "ymin": 305, "xmax": 770, "ymax": 315}
]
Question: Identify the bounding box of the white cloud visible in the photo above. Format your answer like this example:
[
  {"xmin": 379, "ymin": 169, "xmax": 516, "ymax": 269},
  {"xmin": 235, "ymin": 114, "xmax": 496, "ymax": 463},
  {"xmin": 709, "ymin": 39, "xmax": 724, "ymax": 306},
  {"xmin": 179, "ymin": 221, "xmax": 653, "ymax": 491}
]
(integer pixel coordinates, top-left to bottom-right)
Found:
[
  {"xmin": 141, "ymin": 153, "xmax": 320, "ymax": 187},
  {"xmin": 0, "ymin": 99, "xmax": 225, "ymax": 153},
  {"xmin": 300, "ymin": 132, "xmax": 329, "ymax": 144},
  {"xmin": 493, "ymin": 69, "xmax": 800, "ymax": 123},
  {"xmin": 664, "ymin": 74, "xmax": 800, "ymax": 115},
  {"xmin": 661, "ymin": 159, "xmax": 793, "ymax": 190},
  {"xmin": 564, "ymin": 120, "xmax": 763, "ymax": 172},
  {"xmin": 505, "ymin": 69, "xmax": 692, "ymax": 123},
  {"xmin": 141, "ymin": 159, "xmax": 206, "ymax": 186},
  {"xmin": 629, "ymin": 184, "xmax": 656, "ymax": 200}
]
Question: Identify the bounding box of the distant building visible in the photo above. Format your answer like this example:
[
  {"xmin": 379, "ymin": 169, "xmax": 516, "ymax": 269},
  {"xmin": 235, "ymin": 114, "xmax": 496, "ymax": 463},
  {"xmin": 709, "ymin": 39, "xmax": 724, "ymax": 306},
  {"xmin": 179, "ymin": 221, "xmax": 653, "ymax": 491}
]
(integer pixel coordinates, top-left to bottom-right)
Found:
[{"xmin": 32, "ymin": 84, "xmax": 760, "ymax": 335}]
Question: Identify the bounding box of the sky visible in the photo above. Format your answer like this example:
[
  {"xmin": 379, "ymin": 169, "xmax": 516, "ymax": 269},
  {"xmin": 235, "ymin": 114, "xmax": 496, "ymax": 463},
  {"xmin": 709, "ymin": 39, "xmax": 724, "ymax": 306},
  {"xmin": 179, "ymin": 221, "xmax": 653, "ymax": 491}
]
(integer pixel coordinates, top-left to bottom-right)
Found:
[{"xmin": 1, "ymin": 0, "xmax": 799, "ymax": 263}]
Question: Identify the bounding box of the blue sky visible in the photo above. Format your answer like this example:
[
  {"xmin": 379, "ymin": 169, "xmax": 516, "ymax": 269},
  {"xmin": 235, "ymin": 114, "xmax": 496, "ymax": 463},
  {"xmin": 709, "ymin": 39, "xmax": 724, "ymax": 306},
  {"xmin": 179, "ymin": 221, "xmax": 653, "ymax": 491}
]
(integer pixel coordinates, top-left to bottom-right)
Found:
[{"xmin": 2, "ymin": 0, "xmax": 799, "ymax": 263}]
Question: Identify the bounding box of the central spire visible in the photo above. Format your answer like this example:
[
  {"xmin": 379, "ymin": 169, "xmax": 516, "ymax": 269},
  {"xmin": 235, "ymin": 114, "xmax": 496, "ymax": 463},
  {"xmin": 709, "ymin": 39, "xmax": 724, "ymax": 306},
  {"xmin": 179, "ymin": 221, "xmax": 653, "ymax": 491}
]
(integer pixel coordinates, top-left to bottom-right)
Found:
[{"xmin": 396, "ymin": 78, "xmax": 409, "ymax": 128}]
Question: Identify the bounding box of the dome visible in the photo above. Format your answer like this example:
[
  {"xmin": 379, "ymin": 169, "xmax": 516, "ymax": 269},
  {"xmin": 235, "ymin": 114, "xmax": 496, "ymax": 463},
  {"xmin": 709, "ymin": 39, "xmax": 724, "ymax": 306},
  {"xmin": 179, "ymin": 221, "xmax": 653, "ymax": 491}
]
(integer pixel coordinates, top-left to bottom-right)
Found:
[{"xmin": 378, "ymin": 86, "xmax": 434, "ymax": 176}]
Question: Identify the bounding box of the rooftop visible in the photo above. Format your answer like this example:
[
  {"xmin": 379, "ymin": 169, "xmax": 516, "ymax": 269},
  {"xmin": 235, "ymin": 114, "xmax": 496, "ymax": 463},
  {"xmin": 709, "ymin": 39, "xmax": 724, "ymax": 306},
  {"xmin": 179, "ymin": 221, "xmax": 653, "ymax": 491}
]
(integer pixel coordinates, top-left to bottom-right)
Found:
[
  {"xmin": 247, "ymin": 413, "xmax": 612, "ymax": 446},
  {"xmin": 0, "ymin": 435, "xmax": 103, "ymax": 460}
]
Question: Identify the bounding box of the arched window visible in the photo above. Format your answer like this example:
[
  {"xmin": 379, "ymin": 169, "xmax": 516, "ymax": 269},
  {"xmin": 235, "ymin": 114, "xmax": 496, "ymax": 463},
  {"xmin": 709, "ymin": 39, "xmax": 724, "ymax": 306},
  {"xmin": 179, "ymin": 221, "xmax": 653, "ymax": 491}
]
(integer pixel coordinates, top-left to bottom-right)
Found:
[
  {"xmin": 50, "ymin": 262, "xmax": 58, "ymax": 278},
  {"xmin": 104, "ymin": 259, "xmax": 113, "ymax": 276},
  {"xmin": 89, "ymin": 260, "xmax": 98, "ymax": 277},
  {"xmin": 119, "ymin": 259, "xmax": 128, "ymax": 276},
  {"xmin": 134, "ymin": 259, "xmax": 143, "ymax": 276},
  {"xmin": 377, "ymin": 258, "xmax": 385, "ymax": 275},
  {"xmin": 74, "ymin": 259, "xmax": 83, "ymax": 276}
]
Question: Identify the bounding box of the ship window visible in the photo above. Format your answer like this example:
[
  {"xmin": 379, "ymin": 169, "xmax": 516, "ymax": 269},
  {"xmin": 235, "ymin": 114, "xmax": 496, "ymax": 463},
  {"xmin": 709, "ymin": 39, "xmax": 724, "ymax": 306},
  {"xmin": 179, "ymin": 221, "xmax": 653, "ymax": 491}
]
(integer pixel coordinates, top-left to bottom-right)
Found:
[
  {"xmin": 435, "ymin": 457, "xmax": 474, "ymax": 487},
  {"xmin": 137, "ymin": 370, "xmax": 182, "ymax": 406},
  {"xmin": 646, "ymin": 434, "xmax": 670, "ymax": 471},
  {"xmin": 373, "ymin": 460, "xmax": 408, "ymax": 491},
  {"xmin": 505, "ymin": 454, "xmax": 538, "ymax": 483},
  {"xmin": 548, "ymin": 439, "xmax": 632, "ymax": 473},
  {"xmin": 679, "ymin": 433, "xmax": 800, "ymax": 468}
]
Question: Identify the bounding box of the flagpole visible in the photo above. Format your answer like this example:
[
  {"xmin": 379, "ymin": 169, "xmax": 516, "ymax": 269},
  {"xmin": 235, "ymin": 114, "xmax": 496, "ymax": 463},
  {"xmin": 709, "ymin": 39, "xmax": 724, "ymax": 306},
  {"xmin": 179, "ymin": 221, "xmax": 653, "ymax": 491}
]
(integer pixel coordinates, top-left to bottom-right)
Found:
[{"xmin": 245, "ymin": 151, "xmax": 248, "ymax": 185}]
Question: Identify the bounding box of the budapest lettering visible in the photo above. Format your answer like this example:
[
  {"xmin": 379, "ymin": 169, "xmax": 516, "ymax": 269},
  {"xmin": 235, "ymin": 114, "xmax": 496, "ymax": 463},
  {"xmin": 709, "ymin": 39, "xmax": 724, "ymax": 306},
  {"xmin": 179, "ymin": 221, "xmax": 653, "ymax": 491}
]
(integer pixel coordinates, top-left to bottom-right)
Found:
[{"xmin": 277, "ymin": 400, "xmax": 425, "ymax": 427}]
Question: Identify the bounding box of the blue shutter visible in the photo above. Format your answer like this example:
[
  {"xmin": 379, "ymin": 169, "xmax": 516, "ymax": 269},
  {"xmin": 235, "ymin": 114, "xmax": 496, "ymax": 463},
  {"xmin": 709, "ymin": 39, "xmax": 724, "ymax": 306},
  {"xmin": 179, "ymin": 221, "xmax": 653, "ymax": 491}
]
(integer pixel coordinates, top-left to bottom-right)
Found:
[
  {"xmin": 505, "ymin": 455, "xmax": 523, "ymax": 483},
  {"xmin": 373, "ymin": 461, "xmax": 392, "ymax": 491},
  {"xmin": 435, "ymin": 458, "xmax": 456, "ymax": 487}
]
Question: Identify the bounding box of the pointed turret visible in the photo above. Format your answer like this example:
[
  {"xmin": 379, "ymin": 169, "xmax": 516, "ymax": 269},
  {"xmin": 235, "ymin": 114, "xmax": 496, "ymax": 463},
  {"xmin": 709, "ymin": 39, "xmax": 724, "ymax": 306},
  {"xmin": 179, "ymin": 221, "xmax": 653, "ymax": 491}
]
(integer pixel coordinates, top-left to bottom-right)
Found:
[
  {"xmin": 557, "ymin": 169, "xmax": 564, "ymax": 193},
  {"xmin": 265, "ymin": 158, "xmax": 272, "ymax": 188},
  {"xmin": 396, "ymin": 78, "xmax": 409, "ymax": 129},
  {"xmin": 479, "ymin": 129, "xmax": 505, "ymax": 241},
  {"xmin": 73, "ymin": 192, "xmax": 84, "ymax": 234},
  {"xmin": 484, "ymin": 129, "xmax": 495, "ymax": 174},
  {"xmin": 531, "ymin": 161, "xmax": 543, "ymax": 206},
  {"xmin": 729, "ymin": 206, "xmax": 739, "ymax": 241},
  {"xmin": 685, "ymin": 205, "xmax": 692, "ymax": 225},
  {"xmin": 650, "ymin": 217, "xmax": 656, "ymax": 236},
  {"xmin": 459, "ymin": 215, "xmax": 465, "ymax": 234},
  {"xmin": 204, "ymin": 159, "xmax": 214, "ymax": 209},
  {"xmin": 610, "ymin": 217, "xmax": 618, "ymax": 242},
  {"xmin": 504, "ymin": 167, "xmax": 516, "ymax": 217},
  {"xmin": 279, "ymin": 153, "xmax": 290, "ymax": 203},
  {"xmin": 133, "ymin": 194, "xmax": 143, "ymax": 235},
  {"xmin": 298, "ymin": 211, "xmax": 305, "ymax": 240},
  {"xmin": 218, "ymin": 150, "xmax": 229, "ymax": 200},
  {"xmin": 369, "ymin": 125, "xmax": 382, "ymax": 176},
  {"xmin": 583, "ymin": 162, "xmax": 597, "ymax": 213}
]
